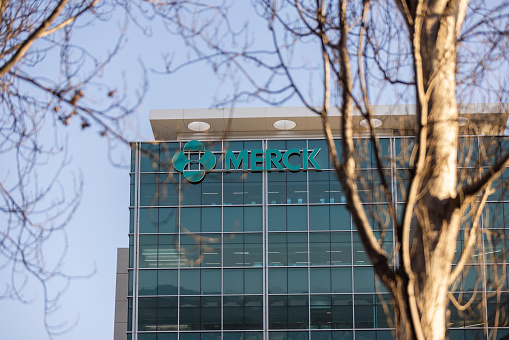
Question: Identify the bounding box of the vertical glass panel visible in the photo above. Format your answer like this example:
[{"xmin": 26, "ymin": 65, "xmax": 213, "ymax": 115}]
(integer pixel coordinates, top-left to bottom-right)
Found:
[
  {"xmin": 310, "ymin": 232, "xmax": 331, "ymax": 265},
  {"xmin": 224, "ymin": 296, "xmax": 244, "ymax": 330},
  {"xmin": 329, "ymin": 179, "xmax": 343, "ymax": 204},
  {"xmin": 179, "ymin": 333, "xmax": 200, "ymax": 340},
  {"xmin": 352, "ymin": 232, "xmax": 369, "ymax": 265},
  {"xmin": 287, "ymin": 172, "xmax": 307, "ymax": 204},
  {"xmin": 139, "ymin": 270, "xmax": 157, "ymax": 295},
  {"xmin": 244, "ymin": 206, "xmax": 263, "ymax": 232},
  {"xmin": 354, "ymin": 267, "xmax": 375, "ymax": 293},
  {"xmin": 309, "ymin": 206, "xmax": 330, "ymax": 230},
  {"xmin": 158, "ymin": 297, "xmax": 178, "ymax": 330},
  {"xmin": 201, "ymin": 297, "xmax": 221, "ymax": 329},
  {"xmin": 287, "ymin": 233, "xmax": 308, "ymax": 266},
  {"xmin": 223, "ymin": 234, "xmax": 244, "ymax": 267},
  {"xmin": 202, "ymin": 174, "xmax": 222, "ymax": 205},
  {"xmin": 268, "ymin": 172, "xmax": 287, "ymax": 204},
  {"xmin": 331, "ymin": 232, "xmax": 352, "ymax": 265},
  {"xmin": 158, "ymin": 270, "xmax": 178, "ymax": 295},
  {"xmin": 310, "ymin": 268, "xmax": 331, "ymax": 293},
  {"xmin": 288, "ymin": 295, "xmax": 309, "ymax": 329},
  {"xmin": 180, "ymin": 269, "xmax": 200, "ymax": 295},
  {"xmin": 181, "ymin": 208, "xmax": 201, "ymax": 233},
  {"xmin": 269, "ymin": 296, "xmax": 288, "ymax": 329},
  {"xmin": 158, "ymin": 174, "xmax": 179, "ymax": 206},
  {"xmin": 331, "ymin": 267, "xmax": 352, "ymax": 293},
  {"xmin": 224, "ymin": 207, "xmax": 243, "ymax": 232},
  {"xmin": 330, "ymin": 205, "xmax": 350, "ymax": 230},
  {"xmin": 269, "ymin": 233, "xmax": 288, "ymax": 266},
  {"xmin": 140, "ymin": 208, "xmax": 158, "ymax": 233},
  {"xmin": 130, "ymin": 208, "xmax": 135, "ymax": 233},
  {"xmin": 138, "ymin": 297, "xmax": 157, "ymax": 331},
  {"xmin": 201, "ymin": 269, "xmax": 221, "ymax": 295},
  {"xmin": 140, "ymin": 178, "xmax": 158, "ymax": 206},
  {"xmin": 140, "ymin": 143, "xmax": 160, "ymax": 172},
  {"xmin": 269, "ymin": 206, "xmax": 287, "ymax": 231},
  {"xmin": 311, "ymin": 331, "xmax": 332, "ymax": 340},
  {"xmin": 202, "ymin": 207, "xmax": 221, "ymax": 232},
  {"xmin": 287, "ymin": 206, "xmax": 308, "ymax": 231},
  {"xmin": 158, "ymin": 235, "xmax": 179, "ymax": 268},
  {"xmin": 181, "ymin": 181, "xmax": 202, "ymax": 206},
  {"xmin": 269, "ymin": 268, "xmax": 288, "ymax": 294},
  {"xmin": 128, "ymin": 270, "xmax": 133, "ymax": 296},
  {"xmin": 245, "ymin": 269, "xmax": 263, "ymax": 294},
  {"xmin": 179, "ymin": 296, "xmax": 201, "ymax": 330},
  {"xmin": 245, "ymin": 296, "xmax": 264, "ymax": 329},
  {"xmin": 331, "ymin": 295, "xmax": 353, "ymax": 329},
  {"xmin": 224, "ymin": 269, "xmax": 243, "ymax": 294},
  {"xmin": 224, "ymin": 172, "xmax": 245, "ymax": 205},
  {"xmin": 354, "ymin": 294, "xmax": 375, "ymax": 328},
  {"xmin": 310, "ymin": 295, "xmax": 332, "ymax": 329},
  {"xmin": 159, "ymin": 208, "xmax": 178, "ymax": 233},
  {"xmin": 245, "ymin": 233, "xmax": 263, "ymax": 266},
  {"xmin": 139, "ymin": 235, "xmax": 158, "ymax": 268},
  {"xmin": 375, "ymin": 295, "xmax": 393, "ymax": 328},
  {"xmin": 245, "ymin": 173, "xmax": 262, "ymax": 205},
  {"xmin": 355, "ymin": 331, "xmax": 375, "ymax": 340},
  {"xmin": 288, "ymin": 268, "xmax": 309, "ymax": 293},
  {"xmin": 309, "ymin": 171, "xmax": 330, "ymax": 204}
]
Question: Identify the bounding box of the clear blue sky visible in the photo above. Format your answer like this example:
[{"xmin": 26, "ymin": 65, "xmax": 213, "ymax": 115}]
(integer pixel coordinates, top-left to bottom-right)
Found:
[{"xmin": 0, "ymin": 7, "xmax": 238, "ymax": 340}]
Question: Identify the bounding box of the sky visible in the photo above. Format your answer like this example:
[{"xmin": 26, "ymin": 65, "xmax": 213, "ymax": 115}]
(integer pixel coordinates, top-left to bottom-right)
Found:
[{"xmin": 0, "ymin": 4, "xmax": 238, "ymax": 340}]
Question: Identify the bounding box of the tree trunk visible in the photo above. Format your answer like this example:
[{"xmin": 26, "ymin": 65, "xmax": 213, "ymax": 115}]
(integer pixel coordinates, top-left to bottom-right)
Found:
[{"xmin": 397, "ymin": 2, "xmax": 468, "ymax": 339}]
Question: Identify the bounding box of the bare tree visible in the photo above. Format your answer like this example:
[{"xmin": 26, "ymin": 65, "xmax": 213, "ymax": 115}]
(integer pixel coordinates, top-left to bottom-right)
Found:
[
  {"xmin": 0, "ymin": 0, "xmax": 146, "ymax": 336},
  {"xmin": 144, "ymin": 1, "xmax": 509, "ymax": 339}
]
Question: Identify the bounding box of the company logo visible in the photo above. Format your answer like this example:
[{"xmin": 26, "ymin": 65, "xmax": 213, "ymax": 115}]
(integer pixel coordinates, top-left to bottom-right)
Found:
[{"xmin": 172, "ymin": 140, "xmax": 216, "ymax": 182}]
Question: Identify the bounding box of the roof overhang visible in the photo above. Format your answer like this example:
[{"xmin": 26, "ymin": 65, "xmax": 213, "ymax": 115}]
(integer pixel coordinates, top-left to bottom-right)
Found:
[{"xmin": 149, "ymin": 104, "xmax": 509, "ymax": 141}]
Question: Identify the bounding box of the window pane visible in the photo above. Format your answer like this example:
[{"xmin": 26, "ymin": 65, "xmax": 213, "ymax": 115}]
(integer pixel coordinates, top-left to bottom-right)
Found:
[
  {"xmin": 310, "ymin": 268, "xmax": 331, "ymax": 293},
  {"xmin": 310, "ymin": 206, "xmax": 330, "ymax": 230},
  {"xmin": 201, "ymin": 269, "xmax": 221, "ymax": 295},
  {"xmin": 180, "ymin": 270, "xmax": 200, "ymax": 295},
  {"xmin": 139, "ymin": 270, "xmax": 157, "ymax": 295},
  {"xmin": 269, "ymin": 206, "xmax": 287, "ymax": 231},
  {"xmin": 245, "ymin": 269, "xmax": 263, "ymax": 294},
  {"xmin": 330, "ymin": 206, "xmax": 350, "ymax": 230},
  {"xmin": 288, "ymin": 268, "xmax": 308, "ymax": 293},
  {"xmin": 245, "ymin": 206, "xmax": 263, "ymax": 232},
  {"xmin": 224, "ymin": 207, "xmax": 243, "ymax": 232},
  {"xmin": 331, "ymin": 295, "xmax": 353, "ymax": 329},
  {"xmin": 331, "ymin": 267, "xmax": 352, "ymax": 293},
  {"xmin": 269, "ymin": 268, "xmax": 287, "ymax": 294},
  {"xmin": 202, "ymin": 207, "xmax": 221, "ymax": 232},
  {"xmin": 224, "ymin": 269, "xmax": 243, "ymax": 294},
  {"xmin": 159, "ymin": 208, "xmax": 178, "ymax": 233},
  {"xmin": 158, "ymin": 270, "xmax": 178, "ymax": 295},
  {"xmin": 287, "ymin": 206, "xmax": 308, "ymax": 231}
]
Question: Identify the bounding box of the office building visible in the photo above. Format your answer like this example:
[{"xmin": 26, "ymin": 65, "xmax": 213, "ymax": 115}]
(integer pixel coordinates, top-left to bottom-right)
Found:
[{"xmin": 116, "ymin": 105, "xmax": 509, "ymax": 340}]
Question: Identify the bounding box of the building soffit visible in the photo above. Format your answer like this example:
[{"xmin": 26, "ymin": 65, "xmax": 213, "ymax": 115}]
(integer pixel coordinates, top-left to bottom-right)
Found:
[{"xmin": 148, "ymin": 103, "xmax": 509, "ymax": 141}]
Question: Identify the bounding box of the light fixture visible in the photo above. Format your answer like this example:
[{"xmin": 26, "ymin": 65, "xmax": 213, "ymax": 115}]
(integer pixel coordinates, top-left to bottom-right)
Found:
[
  {"xmin": 458, "ymin": 117, "xmax": 469, "ymax": 126},
  {"xmin": 273, "ymin": 119, "xmax": 296, "ymax": 130},
  {"xmin": 359, "ymin": 118, "xmax": 383, "ymax": 128},
  {"xmin": 187, "ymin": 121, "xmax": 210, "ymax": 132}
]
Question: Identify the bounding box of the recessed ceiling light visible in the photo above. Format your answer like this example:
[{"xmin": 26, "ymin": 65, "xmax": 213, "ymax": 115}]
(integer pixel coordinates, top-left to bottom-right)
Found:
[
  {"xmin": 359, "ymin": 118, "xmax": 383, "ymax": 128},
  {"xmin": 273, "ymin": 119, "xmax": 296, "ymax": 130},
  {"xmin": 187, "ymin": 121, "xmax": 210, "ymax": 132},
  {"xmin": 458, "ymin": 117, "xmax": 469, "ymax": 126}
]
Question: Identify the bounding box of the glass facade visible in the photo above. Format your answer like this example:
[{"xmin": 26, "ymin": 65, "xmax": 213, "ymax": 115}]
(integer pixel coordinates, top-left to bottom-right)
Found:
[{"xmin": 128, "ymin": 137, "xmax": 509, "ymax": 340}]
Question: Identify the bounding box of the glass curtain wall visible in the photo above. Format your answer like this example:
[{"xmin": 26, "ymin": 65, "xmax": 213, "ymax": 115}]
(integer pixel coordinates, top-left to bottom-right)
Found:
[{"xmin": 128, "ymin": 137, "xmax": 509, "ymax": 340}]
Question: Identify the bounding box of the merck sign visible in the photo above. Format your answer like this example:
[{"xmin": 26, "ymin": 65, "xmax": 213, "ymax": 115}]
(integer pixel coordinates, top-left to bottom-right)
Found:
[{"xmin": 173, "ymin": 140, "xmax": 322, "ymax": 183}]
